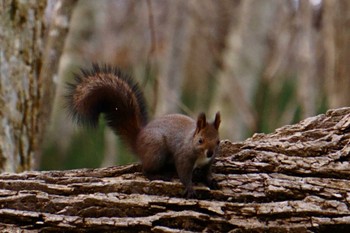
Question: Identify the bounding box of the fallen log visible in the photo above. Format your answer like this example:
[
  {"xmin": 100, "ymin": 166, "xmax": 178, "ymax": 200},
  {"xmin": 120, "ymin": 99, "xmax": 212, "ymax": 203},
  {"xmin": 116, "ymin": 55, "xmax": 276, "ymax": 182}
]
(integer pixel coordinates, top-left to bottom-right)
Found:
[{"xmin": 1, "ymin": 107, "xmax": 350, "ymax": 232}]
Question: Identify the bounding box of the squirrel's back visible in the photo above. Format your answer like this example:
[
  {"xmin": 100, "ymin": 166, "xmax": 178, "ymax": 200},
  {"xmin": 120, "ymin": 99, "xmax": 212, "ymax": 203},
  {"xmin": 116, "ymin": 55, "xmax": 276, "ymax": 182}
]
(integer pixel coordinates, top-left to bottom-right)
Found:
[
  {"xmin": 143, "ymin": 114, "xmax": 194, "ymax": 135},
  {"xmin": 66, "ymin": 64, "xmax": 148, "ymax": 151}
]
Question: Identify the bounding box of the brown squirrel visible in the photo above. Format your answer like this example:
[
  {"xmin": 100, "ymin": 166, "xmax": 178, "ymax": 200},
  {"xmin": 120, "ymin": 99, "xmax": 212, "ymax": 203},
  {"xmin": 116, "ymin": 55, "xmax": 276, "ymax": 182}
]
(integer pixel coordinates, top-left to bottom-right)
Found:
[{"xmin": 66, "ymin": 64, "xmax": 221, "ymax": 198}]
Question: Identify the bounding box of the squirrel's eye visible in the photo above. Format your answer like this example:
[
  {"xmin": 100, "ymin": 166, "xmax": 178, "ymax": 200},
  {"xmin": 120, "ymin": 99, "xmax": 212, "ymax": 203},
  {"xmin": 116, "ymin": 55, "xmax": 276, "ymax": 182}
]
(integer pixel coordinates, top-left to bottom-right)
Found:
[
  {"xmin": 217, "ymin": 140, "xmax": 220, "ymax": 145},
  {"xmin": 198, "ymin": 138, "xmax": 204, "ymax": 144}
]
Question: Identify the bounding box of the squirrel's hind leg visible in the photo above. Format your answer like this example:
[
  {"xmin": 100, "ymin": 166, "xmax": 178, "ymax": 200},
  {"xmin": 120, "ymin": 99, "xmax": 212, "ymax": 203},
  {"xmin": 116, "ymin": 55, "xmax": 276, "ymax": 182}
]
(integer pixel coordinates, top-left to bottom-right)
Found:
[
  {"xmin": 142, "ymin": 150, "xmax": 176, "ymax": 181},
  {"xmin": 138, "ymin": 133, "xmax": 175, "ymax": 181}
]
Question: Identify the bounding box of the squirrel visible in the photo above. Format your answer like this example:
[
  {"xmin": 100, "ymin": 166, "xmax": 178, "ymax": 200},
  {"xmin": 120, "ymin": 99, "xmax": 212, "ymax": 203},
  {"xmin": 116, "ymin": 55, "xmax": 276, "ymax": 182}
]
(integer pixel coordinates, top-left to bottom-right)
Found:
[{"xmin": 66, "ymin": 64, "xmax": 221, "ymax": 198}]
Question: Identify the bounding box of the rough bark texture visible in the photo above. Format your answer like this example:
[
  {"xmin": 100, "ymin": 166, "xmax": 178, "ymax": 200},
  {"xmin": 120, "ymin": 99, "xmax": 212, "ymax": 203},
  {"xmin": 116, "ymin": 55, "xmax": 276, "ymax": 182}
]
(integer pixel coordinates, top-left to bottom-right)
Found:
[
  {"xmin": 1, "ymin": 107, "xmax": 350, "ymax": 232},
  {"xmin": 0, "ymin": 0, "xmax": 47, "ymax": 172},
  {"xmin": 0, "ymin": 0, "xmax": 76, "ymax": 172}
]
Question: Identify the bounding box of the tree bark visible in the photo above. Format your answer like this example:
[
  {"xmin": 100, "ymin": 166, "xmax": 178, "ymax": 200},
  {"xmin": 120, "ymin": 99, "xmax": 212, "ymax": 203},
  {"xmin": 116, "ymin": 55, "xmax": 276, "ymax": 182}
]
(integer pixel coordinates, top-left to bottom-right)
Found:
[
  {"xmin": 1, "ymin": 107, "xmax": 350, "ymax": 232},
  {"xmin": 0, "ymin": 0, "xmax": 47, "ymax": 172},
  {"xmin": 0, "ymin": 0, "xmax": 77, "ymax": 172}
]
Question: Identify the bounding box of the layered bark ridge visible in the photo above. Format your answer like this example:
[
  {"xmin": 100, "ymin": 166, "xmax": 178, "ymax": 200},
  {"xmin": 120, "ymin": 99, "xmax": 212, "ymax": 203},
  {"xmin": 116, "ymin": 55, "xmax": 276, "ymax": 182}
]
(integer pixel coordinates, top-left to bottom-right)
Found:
[{"xmin": 1, "ymin": 107, "xmax": 350, "ymax": 232}]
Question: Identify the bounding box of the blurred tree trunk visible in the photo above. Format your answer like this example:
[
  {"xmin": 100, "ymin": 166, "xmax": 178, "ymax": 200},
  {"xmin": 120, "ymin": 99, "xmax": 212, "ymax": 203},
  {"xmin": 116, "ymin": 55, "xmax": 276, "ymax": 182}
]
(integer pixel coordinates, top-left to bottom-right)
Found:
[
  {"xmin": 38, "ymin": 0, "xmax": 78, "ymax": 166},
  {"xmin": 259, "ymin": 1, "xmax": 296, "ymax": 129},
  {"xmin": 296, "ymin": 0, "xmax": 316, "ymax": 118},
  {"xmin": 212, "ymin": 0, "xmax": 277, "ymax": 140},
  {"xmin": 323, "ymin": 0, "xmax": 350, "ymax": 108},
  {"xmin": 211, "ymin": 0, "xmax": 254, "ymax": 141},
  {"xmin": 0, "ymin": 0, "xmax": 76, "ymax": 172},
  {"xmin": 155, "ymin": 0, "xmax": 193, "ymax": 115}
]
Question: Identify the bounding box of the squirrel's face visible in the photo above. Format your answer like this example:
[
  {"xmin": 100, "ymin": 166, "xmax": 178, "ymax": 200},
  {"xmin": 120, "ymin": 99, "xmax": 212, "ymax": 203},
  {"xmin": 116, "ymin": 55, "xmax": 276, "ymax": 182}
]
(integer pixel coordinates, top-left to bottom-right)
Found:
[{"xmin": 192, "ymin": 112, "xmax": 221, "ymax": 168}]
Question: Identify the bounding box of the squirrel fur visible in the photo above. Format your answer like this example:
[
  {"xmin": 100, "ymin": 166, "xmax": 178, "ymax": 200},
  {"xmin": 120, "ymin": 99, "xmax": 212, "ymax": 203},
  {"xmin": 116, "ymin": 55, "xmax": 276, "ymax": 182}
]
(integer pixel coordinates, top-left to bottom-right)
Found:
[{"xmin": 66, "ymin": 64, "xmax": 221, "ymax": 198}]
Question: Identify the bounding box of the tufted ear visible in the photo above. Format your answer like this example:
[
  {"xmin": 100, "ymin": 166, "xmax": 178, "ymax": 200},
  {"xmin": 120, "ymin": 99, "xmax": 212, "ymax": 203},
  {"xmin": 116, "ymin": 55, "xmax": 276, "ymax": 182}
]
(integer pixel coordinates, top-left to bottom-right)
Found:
[
  {"xmin": 213, "ymin": 111, "xmax": 221, "ymax": 130},
  {"xmin": 196, "ymin": 113, "xmax": 207, "ymax": 133}
]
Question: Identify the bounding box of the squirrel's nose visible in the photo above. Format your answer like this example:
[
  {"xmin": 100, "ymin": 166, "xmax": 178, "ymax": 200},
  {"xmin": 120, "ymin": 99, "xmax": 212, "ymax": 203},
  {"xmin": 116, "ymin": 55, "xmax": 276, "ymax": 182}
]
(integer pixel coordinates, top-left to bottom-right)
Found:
[{"xmin": 206, "ymin": 150, "xmax": 213, "ymax": 158}]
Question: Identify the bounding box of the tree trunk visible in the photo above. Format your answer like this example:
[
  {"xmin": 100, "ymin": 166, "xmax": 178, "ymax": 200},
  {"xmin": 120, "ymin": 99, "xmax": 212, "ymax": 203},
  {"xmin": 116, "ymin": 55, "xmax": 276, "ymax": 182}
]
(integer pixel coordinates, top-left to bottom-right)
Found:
[
  {"xmin": 0, "ymin": 0, "xmax": 47, "ymax": 172},
  {"xmin": 155, "ymin": 0, "xmax": 193, "ymax": 115},
  {"xmin": 323, "ymin": 0, "xmax": 350, "ymax": 108},
  {"xmin": 38, "ymin": 0, "xmax": 78, "ymax": 162},
  {"xmin": 0, "ymin": 0, "xmax": 77, "ymax": 172},
  {"xmin": 1, "ymin": 107, "xmax": 350, "ymax": 232},
  {"xmin": 296, "ymin": 0, "xmax": 316, "ymax": 118}
]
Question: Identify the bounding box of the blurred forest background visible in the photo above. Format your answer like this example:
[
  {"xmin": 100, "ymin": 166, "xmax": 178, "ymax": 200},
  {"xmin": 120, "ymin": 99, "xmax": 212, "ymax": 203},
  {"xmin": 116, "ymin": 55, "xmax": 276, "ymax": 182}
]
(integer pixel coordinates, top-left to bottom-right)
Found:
[{"xmin": 35, "ymin": 0, "xmax": 349, "ymax": 170}]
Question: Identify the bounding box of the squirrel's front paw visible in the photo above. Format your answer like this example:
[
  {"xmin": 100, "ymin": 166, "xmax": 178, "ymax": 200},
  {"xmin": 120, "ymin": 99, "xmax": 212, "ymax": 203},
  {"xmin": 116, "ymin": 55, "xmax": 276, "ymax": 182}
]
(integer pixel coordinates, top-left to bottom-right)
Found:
[
  {"xmin": 184, "ymin": 187, "xmax": 197, "ymax": 199},
  {"xmin": 207, "ymin": 179, "xmax": 219, "ymax": 190}
]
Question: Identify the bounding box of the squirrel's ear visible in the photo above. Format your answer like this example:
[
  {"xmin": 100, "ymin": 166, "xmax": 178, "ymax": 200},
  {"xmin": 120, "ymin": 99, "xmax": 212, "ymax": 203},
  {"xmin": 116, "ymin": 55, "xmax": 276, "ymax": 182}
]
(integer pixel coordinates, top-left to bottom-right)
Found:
[
  {"xmin": 213, "ymin": 111, "xmax": 221, "ymax": 130},
  {"xmin": 196, "ymin": 113, "xmax": 207, "ymax": 132}
]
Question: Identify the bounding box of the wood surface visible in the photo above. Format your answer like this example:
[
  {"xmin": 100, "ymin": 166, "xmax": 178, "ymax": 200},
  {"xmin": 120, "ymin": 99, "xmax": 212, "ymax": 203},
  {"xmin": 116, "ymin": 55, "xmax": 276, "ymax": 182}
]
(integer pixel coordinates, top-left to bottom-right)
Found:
[{"xmin": 1, "ymin": 107, "xmax": 350, "ymax": 232}]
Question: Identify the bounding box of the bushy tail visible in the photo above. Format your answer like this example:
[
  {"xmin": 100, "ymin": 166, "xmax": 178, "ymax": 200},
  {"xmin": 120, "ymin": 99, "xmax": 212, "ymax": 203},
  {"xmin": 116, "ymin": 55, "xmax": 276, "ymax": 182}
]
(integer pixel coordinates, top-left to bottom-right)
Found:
[{"xmin": 66, "ymin": 64, "xmax": 148, "ymax": 151}]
